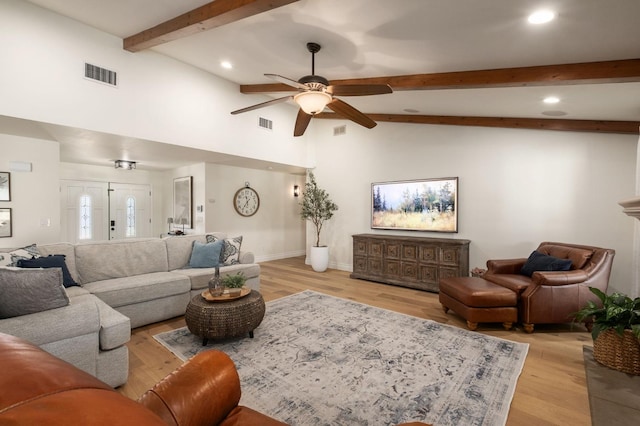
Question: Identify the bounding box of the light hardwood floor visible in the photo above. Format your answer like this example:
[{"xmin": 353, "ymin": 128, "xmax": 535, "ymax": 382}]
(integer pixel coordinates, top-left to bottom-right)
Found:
[{"xmin": 118, "ymin": 257, "xmax": 592, "ymax": 425}]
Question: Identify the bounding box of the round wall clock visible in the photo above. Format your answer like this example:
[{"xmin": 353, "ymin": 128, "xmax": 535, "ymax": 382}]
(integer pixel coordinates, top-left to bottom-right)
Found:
[{"xmin": 233, "ymin": 185, "xmax": 260, "ymax": 217}]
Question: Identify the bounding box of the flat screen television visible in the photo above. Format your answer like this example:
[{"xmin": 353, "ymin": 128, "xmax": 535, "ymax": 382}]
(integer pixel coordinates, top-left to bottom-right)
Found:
[{"xmin": 371, "ymin": 177, "xmax": 458, "ymax": 233}]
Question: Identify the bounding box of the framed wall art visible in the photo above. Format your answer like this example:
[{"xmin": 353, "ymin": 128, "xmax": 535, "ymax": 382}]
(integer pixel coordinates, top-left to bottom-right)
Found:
[
  {"xmin": 173, "ymin": 176, "xmax": 193, "ymax": 229},
  {"xmin": 0, "ymin": 172, "xmax": 10, "ymax": 201},
  {"xmin": 371, "ymin": 177, "xmax": 458, "ymax": 233},
  {"xmin": 0, "ymin": 208, "xmax": 12, "ymax": 238}
]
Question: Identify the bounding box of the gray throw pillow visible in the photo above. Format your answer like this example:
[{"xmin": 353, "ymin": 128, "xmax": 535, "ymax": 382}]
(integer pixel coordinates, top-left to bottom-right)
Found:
[{"xmin": 0, "ymin": 268, "xmax": 69, "ymax": 319}]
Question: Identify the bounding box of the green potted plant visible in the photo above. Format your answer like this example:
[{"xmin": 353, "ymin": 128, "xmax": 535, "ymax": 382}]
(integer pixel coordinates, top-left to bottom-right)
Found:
[
  {"xmin": 300, "ymin": 172, "xmax": 338, "ymax": 272},
  {"xmin": 222, "ymin": 272, "xmax": 247, "ymax": 295},
  {"xmin": 574, "ymin": 287, "xmax": 640, "ymax": 375}
]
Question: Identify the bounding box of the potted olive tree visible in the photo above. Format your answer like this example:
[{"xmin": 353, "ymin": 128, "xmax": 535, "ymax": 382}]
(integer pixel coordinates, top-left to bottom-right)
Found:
[
  {"xmin": 300, "ymin": 172, "xmax": 338, "ymax": 272},
  {"xmin": 574, "ymin": 287, "xmax": 640, "ymax": 375}
]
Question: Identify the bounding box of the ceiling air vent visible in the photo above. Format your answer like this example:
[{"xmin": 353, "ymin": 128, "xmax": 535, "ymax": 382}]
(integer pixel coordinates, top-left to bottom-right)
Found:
[
  {"xmin": 84, "ymin": 63, "xmax": 117, "ymax": 86},
  {"xmin": 258, "ymin": 117, "xmax": 273, "ymax": 131},
  {"xmin": 333, "ymin": 125, "xmax": 346, "ymax": 136}
]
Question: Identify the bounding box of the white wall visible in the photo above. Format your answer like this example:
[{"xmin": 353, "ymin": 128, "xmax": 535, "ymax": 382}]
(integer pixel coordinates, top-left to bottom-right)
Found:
[
  {"xmin": 0, "ymin": 0, "xmax": 313, "ymax": 169},
  {"xmin": 0, "ymin": 134, "xmax": 60, "ymax": 246},
  {"xmin": 200, "ymin": 164, "xmax": 306, "ymax": 261},
  {"xmin": 308, "ymin": 120, "xmax": 637, "ymax": 295}
]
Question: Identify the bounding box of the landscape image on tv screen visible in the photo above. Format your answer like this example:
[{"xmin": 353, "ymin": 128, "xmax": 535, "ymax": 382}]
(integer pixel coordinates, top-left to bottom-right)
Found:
[{"xmin": 371, "ymin": 177, "xmax": 458, "ymax": 232}]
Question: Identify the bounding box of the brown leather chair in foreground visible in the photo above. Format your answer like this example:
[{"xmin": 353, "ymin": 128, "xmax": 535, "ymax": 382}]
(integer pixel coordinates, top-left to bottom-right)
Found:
[
  {"xmin": 0, "ymin": 332, "xmax": 430, "ymax": 425},
  {"xmin": 483, "ymin": 241, "xmax": 615, "ymax": 333}
]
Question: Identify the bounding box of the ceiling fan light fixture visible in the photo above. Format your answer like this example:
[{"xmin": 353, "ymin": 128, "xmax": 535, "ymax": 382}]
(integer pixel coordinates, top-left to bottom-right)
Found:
[{"xmin": 294, "ymin": 91, "xmax": 332, "ymax": 115}]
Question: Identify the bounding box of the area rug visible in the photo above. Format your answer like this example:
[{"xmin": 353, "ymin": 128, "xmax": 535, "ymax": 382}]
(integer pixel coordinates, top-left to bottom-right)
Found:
[{"xmin": 154, "ymin": 290, "xmax": 528, "ymax": 426}]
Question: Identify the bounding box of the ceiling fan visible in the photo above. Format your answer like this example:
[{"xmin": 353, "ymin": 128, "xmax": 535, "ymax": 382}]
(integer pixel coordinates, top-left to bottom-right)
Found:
[{"xmin": 231, "ymin": 42, "xmax": 393, "ymax": 137}]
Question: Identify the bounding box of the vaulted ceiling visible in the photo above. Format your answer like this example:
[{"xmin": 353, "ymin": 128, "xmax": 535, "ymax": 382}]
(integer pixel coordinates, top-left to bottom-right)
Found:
[{"xmin": 15, "ymin": 0, "xmax": 640, "ymax": 169}]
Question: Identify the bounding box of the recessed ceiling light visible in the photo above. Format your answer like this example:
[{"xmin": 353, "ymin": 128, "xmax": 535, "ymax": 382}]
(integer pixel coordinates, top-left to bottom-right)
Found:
[
  {"xmin": 528, "ymin": 10, "xmax": 555, "ymax": 24},
  {"xmin": 543, "ymin": 96, "xmax": 560, "ymax": 104},
  {"xmin": 221, "ymin": 61, "xmax": 233, "ymax": 69},
  {"xmin": 403, "ymin": 108, "xmax": 420, "ymax": 113}
]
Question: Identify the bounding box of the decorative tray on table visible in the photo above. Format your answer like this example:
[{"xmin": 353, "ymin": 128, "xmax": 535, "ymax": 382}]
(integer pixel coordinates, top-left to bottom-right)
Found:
[{"xmin": 201, "ymin": 287, "xmax": 250, "ymax": 302}]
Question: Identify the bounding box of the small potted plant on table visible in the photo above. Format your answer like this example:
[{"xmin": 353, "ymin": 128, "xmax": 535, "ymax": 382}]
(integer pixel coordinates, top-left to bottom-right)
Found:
[
  {"xmin": 574, "ymin": 287, "xmax": 640, "ymax": 375},
  {"xmin": 222, "ymin": 272, "xmax": 247, "ymax": 296}
]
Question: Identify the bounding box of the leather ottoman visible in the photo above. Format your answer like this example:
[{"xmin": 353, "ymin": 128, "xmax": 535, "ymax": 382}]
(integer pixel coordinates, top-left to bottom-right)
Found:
[{"xmin": 439, "ymin": 276, "xmax": 518, "ymax": 331}]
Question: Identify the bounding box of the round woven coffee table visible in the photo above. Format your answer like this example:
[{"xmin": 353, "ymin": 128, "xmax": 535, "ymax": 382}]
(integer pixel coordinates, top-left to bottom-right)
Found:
[{"xmin": 185, "ymin": 290, "xmax": 265, "ymax": 345}]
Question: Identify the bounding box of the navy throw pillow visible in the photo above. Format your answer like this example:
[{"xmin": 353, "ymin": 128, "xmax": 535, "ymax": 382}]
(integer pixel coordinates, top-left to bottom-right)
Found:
[
  {"xmin": 520, "ymin": 250, "xmax": 572, "ymax": 277},
  {"xmin": 17, "ymin": 255, "xmax": 79, "ymax": 288}
]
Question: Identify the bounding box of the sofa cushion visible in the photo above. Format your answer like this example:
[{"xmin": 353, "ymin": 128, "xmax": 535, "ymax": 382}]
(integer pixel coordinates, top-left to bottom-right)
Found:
[
  {"xmin": 164, "ymin": 234, "xmax": 211, "ymax": 271},
  {"xmin": 483, "ymin": 273, "xmax": 531, "ymax": 295},
  {"xmin": 17, "ymin": 255, "xmax": 78, "ymax": 288},
  {"xmin": 520, "ymin": 250, "xmax": 572, "ymax": 277},
  {"xmin": 0, "ymin": 244, "xmax": 40, "ymax": 267},
  {"xmin": 537, "ymin": 244, "xmax": 593, "ymax": 270},
  {"xmin": 172, "ymin": 263, "xmax": 261, "ymax": 291},
  {"xmin": 207, "ymin": 235, "xmax": 242, "ymax": 266},
  {"xmin": 189, "ymin": 240, "xmax": 224, "ymax": 268},
  {"xmin": 83, "ymin": 272, "xmax": 191, "ymax": 308},
  {"xmin": 38, "ymin": 243, "xmax": 79, "ymax": 284},
  {"xmin": 75, "ymin": 239, "xmax": 169, "ymax": 284},
  {"xmin": 0, "ymin": 268, "xmax": 69, "ymax": 319}
]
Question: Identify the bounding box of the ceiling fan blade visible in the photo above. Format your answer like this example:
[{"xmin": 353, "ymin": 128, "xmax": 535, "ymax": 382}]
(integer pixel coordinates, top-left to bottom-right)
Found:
[
  {"xmin": 327, "ymin": 84, "xmax": 393, "ymax": 96},
  {"xmin": 294, "ymin": 109, "xmax": 312, "ymax": 137},
  {"xmin": 265, "ymin": 73, "xmax": 308, "ymax": 90},
  {"xmin": 327, "ymin": 98, "xmax": 377, "ymax": 129},
  {"xmin": 230, "ymin": 95, "xmax": 293, "ymax": 115}
]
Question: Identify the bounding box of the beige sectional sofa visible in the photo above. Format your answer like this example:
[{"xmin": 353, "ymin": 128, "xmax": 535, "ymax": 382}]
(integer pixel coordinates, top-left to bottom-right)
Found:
[{"xmin": 0, "ymin": 233, "xmax": 259, "ymax": 388}]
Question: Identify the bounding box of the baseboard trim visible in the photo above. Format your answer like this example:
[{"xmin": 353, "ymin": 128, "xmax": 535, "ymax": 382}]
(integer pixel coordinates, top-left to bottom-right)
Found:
[{"xmin": 255, "ymin": 250, "xmax": 306, "ymax": 263}]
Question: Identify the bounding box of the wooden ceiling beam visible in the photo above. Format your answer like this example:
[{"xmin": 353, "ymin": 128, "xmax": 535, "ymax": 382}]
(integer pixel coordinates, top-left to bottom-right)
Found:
[
  {"xmin": 124, "ymin": 0, "xmax": 299, "ymax": 52},
  {"xmin": 313, "ymin": 113, "xmax": 640, "ymax": 135},
  {"xmin": 240, "ymin": 59, "xmax": 640, "ymax": 93}
]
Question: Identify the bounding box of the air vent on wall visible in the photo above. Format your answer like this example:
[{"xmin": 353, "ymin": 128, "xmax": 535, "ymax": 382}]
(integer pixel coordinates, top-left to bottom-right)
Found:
[
  {"xmin": 333, "ymin": 125, "xmax": 346, "ymax": 136},
  {"xmin": 258, "ymin": 117, "xmax": 273, "ymax": 130},
  {"xmin": 84, "ymin": 63, "xmax": 117, "ymax": 86}
]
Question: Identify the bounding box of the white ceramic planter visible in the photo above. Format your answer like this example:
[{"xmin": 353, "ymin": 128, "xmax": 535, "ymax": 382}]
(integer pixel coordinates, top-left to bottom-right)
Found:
[{"xmin": 310, "ymin": 246, "xmax": 329, "ymax": 272}]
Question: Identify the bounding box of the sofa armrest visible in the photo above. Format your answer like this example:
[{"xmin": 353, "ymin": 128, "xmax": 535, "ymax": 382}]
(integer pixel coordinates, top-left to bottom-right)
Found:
[
  {"xmin": 486, "ymin": 258, "xmax": 526, "ymax": 274},
  {"xmin": 239, "ymin": 251, "xmax": 255, "ymax": 264},
  {"xmin": 531, "ymin": 270, "xmax": 589, "ymax": 286},
  {"xmin": 138, "ymin": 350, "xmax": 242, "ymax": 426},
  {"xmin": 0, "ymin": 298, "xmax": 100, "ymax": 346}
]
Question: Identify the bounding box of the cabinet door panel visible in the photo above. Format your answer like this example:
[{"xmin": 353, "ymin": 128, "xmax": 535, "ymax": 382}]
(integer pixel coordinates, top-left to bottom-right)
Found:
[
  {"xmin": 440, "ymin": 247, "xmax": 460, "ymax": 266},
  {"xmin": 386, "ymin": 243, "xmax": 401, "ymax": 259},
  {"xmin": 370, "ymin": 241, "xmax": 384, "ymax": 257},
  {"xmin": 439, "ymin": 267, "xmax": 460, "ymax": 280},
  {"xmin": 420, "ymin": 246, "xmax": 438, "ymax": 263},
  {"xmin": 354, "ymin": 256, "xmax": 367, "ymax": 273},
  {"xmin": 402, "ymin": 244, "xmax": 418, "ymax": 261},
  {"xmin": 354, "ymin": 240, "xmax": 368, "ymax": 256},
  {"xmin": 369, "ymin": 258, "xmax": 384, "ymax": 275},
  {"xmin": 401, "ymin": 262, "xmax": 418, "ymax": 280},
  {"xmin": 385, "ymin": 259, "xmax": 400, "ymax": 276},
  {"xmin": 419, "ymin": 265, "xmax": 438, "ymax": 284}
]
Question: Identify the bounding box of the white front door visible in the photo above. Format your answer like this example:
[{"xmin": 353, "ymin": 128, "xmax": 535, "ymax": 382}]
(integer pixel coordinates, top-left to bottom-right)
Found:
[
  {"xmin": 108, "ymin": 183, "xmax": 152, "ymax": 240},
  {"xmin": 60, "ymin": 180, "xmax": 109, "ymax": 243}
]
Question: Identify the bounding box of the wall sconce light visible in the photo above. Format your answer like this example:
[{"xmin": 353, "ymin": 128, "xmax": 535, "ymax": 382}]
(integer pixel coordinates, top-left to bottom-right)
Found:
[
  {"xmin": 293, "ymin": 185, "xmax": 300, "ymax": 197},
  {"xmin": 167, "ymin": 217, "xmax": 173, "ymax": 232},
  {"xmin": 114, "ymin": 160, "xmax": 136, "ymax": 170}
]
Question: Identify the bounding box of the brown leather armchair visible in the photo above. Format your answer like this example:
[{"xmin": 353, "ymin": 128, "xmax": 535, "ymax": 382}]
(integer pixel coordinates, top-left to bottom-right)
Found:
[{"xmin": 483, "ymin": 242, "xmax": 615, "ymax": 333}]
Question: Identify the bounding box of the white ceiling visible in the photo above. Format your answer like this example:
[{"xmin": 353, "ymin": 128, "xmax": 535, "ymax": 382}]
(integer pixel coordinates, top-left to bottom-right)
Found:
[{"xmin": 16, "ymin": 0, "xmax": 640, "ymax": 170}]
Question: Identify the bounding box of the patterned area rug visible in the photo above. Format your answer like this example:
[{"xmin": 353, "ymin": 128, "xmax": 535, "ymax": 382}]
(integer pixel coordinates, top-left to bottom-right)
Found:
[{"xmin": 154, "ymin": 290, "xmax": 528, "ymax": 426}]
